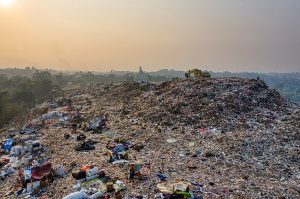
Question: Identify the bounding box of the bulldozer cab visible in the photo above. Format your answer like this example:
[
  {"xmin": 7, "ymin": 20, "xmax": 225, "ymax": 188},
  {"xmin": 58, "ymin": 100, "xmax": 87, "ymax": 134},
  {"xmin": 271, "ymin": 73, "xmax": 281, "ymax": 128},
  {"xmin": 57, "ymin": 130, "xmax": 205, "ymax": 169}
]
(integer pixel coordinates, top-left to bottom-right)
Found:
[{"xmin": 186, "ymin": 69, "xmax": 211, "ymax": 78}]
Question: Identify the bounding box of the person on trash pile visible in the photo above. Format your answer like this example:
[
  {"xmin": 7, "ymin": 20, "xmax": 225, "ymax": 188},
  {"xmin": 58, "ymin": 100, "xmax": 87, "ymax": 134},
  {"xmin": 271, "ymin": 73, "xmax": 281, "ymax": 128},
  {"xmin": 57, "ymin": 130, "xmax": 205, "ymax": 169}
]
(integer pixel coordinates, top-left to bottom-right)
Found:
[
  {"xmin": 108, "ymin": 151, "xmax": 114, "ymax": 162},
  {"xmin": 128, "ymin": 162, "xmax": 142, "ymax": 182},
  {"xmin": 129, "ymin": 163, "xmax": 135, "ymax": 182}
]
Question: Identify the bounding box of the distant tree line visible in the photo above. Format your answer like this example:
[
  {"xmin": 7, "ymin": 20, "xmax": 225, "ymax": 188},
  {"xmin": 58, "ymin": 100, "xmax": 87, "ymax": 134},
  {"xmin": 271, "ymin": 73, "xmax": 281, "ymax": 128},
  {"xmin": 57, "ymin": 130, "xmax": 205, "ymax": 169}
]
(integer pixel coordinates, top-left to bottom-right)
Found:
[{"xmin": 0, "ymin": 72, "xmax": 59, "ymax": 126}]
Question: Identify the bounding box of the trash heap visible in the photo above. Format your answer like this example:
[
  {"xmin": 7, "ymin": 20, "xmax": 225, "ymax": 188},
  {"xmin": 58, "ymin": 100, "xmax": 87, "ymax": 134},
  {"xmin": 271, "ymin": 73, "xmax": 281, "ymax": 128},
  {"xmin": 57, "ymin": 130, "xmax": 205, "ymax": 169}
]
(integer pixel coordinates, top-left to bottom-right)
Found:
[
  {"xmin": 0, "ymin": 109, "xmax": 65, "ymax": 198},
  {"xmin": 130, "ymin": 78, "xmax": 294, "ymax": 132},
  {"xmin": 0, "ymin": 77, "xmax": 299, "ymax": 198}
]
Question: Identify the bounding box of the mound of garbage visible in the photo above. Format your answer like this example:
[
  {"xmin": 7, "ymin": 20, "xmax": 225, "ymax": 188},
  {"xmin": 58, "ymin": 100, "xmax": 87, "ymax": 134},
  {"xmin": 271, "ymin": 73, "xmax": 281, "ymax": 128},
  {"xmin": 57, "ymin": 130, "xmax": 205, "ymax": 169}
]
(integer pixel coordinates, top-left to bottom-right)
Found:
[
  {"xmin": 0, "ymin": 77, "xmax": 299, "ymax": 198},
  {"xmin": 130, "ymin": 78, "xmax": 295, "ymax": 132}
]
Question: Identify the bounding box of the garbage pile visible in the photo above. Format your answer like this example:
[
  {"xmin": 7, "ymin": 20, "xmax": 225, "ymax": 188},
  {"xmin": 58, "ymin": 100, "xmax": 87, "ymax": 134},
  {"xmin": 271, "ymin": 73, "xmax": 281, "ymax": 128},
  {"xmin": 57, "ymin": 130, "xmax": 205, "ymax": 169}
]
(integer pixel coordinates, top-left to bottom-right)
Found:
[
  {"xmin": 130, "ymin": 78, "xmax": 295, "ymax": 132},
  {"xmin": 65, "ymin": 164, "xmax": 128, "ymax": 198},
  {"xmin": 0, "ymin": 116, "xmax": 64, "ymax": 198},
  {"xmin": 0, "ymin": 77, "xmax": 299, "ymax": 198}
]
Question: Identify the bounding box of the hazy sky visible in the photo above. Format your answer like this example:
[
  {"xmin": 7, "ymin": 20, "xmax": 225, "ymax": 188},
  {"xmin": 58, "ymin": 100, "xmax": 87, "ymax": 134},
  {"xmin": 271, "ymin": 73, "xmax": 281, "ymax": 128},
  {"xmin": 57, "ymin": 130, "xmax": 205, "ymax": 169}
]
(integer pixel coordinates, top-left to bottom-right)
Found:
[{"xmin": 0, "ymin": 0, "xmax": 299, "ymax": 72}]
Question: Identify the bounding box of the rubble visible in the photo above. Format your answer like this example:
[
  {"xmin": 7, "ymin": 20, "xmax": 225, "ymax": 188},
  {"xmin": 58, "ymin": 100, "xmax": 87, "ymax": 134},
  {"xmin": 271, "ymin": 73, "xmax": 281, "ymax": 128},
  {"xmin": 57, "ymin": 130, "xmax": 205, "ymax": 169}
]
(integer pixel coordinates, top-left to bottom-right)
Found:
[{"xmin": 0, "ymin": 77, "xmax": 299, "ymax": 198}]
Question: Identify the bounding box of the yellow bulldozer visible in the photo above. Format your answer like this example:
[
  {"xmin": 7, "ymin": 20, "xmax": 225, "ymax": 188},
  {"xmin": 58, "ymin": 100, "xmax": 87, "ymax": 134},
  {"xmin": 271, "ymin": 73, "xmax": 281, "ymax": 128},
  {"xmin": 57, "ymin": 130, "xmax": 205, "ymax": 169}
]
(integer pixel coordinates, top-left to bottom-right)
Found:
[{"xmin": 185, "ymin": 69, "xmax": 211, "ymax": 78}]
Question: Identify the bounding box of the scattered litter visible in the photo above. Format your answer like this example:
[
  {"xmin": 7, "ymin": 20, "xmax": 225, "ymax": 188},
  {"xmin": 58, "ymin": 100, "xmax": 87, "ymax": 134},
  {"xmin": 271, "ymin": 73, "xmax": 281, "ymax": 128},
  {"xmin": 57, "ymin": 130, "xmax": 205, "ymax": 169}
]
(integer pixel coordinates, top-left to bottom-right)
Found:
[{"xmin": 0, "ymin": 78, "xmax": 299, "ymax": 198}]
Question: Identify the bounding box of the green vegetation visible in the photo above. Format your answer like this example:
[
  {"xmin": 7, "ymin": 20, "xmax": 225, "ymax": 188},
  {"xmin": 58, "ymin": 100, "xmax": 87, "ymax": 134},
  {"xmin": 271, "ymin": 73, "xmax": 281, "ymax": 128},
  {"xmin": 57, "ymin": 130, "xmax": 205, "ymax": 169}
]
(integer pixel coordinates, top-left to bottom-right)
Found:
[{"xmin": 0, "ymin": 72, "xmax": 58, "ymax": 126}]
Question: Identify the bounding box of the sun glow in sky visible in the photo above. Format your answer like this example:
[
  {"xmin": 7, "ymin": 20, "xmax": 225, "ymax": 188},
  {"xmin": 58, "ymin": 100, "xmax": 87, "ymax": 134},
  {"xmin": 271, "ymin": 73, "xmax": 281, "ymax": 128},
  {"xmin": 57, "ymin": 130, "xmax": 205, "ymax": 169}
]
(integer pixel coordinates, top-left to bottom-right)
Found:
[
  {"xmin": 0, "ymin": 0, "xmax": 15, "ymax": 7},
  {"xmin": 0, "ymin": 0, "xmax": 300, "ymax": 72}
]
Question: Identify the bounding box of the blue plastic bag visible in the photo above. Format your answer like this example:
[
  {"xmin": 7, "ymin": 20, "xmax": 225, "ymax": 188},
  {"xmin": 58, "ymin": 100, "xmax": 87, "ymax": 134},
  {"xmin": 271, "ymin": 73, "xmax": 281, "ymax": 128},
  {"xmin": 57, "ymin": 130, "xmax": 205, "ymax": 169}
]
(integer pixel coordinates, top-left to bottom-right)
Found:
[{"xmin": 2, "ymin": 138, "xmax": 13, "ymax": 151}]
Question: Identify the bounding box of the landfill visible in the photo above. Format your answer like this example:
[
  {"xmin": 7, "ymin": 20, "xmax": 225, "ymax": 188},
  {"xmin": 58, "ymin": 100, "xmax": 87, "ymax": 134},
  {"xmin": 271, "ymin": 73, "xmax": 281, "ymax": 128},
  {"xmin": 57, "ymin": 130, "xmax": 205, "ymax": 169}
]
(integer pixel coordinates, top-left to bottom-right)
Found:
[{"xmin": 0, "ymin": 77, "xmax": 299, "ymax": 198}]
